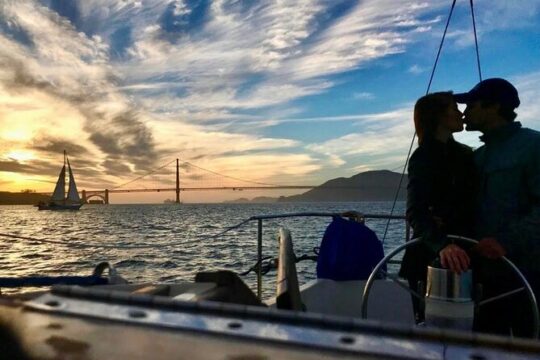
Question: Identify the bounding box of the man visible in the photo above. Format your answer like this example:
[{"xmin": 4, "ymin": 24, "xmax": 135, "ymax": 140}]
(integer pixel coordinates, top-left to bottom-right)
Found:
[{"xmin": 454, "ymin": 78, "xmax": 540, "ymax": 337}]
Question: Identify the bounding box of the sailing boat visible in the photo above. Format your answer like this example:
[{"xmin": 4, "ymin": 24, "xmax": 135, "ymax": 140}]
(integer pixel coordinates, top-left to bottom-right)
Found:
[{"xmin": 37, "ymin": 150, "xmax": 82, "ymax": 210}]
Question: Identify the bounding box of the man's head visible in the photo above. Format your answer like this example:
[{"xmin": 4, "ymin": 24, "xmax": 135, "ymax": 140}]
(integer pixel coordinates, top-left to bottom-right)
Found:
[{"xmin": 454, "ymin": 78, "xmax": 520, "ymax": 132}]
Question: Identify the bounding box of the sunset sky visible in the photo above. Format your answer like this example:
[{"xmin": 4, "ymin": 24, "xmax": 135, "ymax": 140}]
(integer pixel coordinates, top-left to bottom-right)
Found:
[{"xmin": 1, "ymin": 0, "xmax": 539, "ymax": 203}]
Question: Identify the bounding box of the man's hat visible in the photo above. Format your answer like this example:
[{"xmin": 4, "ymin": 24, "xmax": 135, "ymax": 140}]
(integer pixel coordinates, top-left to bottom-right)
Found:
[{"xmin": 454, "ymin": 78, "xmax": 520, "ymax": 108}]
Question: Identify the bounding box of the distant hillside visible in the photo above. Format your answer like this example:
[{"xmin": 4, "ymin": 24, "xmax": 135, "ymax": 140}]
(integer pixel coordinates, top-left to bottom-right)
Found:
[
  {"xmin": 278, "ymin": 170, "xmax": 406, "ymax": 202},
  {"xmin": 0, "ymin": 191, "xmax": 50, "ymax": 205}
]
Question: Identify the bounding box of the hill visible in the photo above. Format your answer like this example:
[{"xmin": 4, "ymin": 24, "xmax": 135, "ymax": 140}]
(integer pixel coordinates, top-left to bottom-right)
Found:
[
  {"xmin": 0, "ymin": 191, "xmax": 50, "ymax": 205},
  {"xmin": 223, "ymin": 196, "xmax": 278, "ymax": 204},
  {"xmin": 278, "ymin": 170, "xmax": 406, "ymax": 202}
]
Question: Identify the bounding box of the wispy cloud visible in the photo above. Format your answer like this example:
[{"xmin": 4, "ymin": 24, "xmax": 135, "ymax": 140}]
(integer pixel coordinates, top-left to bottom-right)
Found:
[
  {"xmin": 353, "ymin": 92, "xmax": 375, "ymax": 100},
  {"xmin": 408, "ymin": 64, "xmax": 426, "ymax": 75},
  {"xmin": 305, "ymin": 107, "xmax": 415, "ymax": 172}
]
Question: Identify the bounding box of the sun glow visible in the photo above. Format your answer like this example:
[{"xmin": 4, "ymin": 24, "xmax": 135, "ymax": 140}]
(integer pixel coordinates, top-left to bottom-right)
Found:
[{"xmin": 6, "ymin": 150, "xmax": 35, "ymax": 162}]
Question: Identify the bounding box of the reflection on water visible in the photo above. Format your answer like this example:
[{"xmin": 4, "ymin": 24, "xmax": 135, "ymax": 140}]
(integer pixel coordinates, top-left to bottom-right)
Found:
[{"xmin": 0, "ymin": 202, "xmax": 406, "ymax": 298}]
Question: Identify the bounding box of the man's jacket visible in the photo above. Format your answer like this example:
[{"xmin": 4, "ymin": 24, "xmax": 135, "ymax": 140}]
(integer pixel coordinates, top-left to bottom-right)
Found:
[{"xmin": 475, "ymin": 122, "xmax": 540, "ymax": 272}]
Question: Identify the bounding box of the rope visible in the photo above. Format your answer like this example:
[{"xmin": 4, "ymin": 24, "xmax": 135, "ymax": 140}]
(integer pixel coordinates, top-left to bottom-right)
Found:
[
  {"xmin": 470, "ymin": 0, "xmax": 482, "ymax": 81},
  {"xmin": 381, "ymin": 0, "xmax": 457, "ymax": 244}
]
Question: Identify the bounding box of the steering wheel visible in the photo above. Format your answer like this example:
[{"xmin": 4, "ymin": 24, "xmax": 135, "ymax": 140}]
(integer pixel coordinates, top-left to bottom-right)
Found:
[{"xmin": 360, "ymin": 235, "xmax": 539, "ymax": 339}]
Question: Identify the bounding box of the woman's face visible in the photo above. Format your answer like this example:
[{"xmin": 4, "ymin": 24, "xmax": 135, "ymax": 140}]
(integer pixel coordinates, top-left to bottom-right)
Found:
[{"xmin": 439, "ymin": 101, "xmax": 463, "ymax": 133}]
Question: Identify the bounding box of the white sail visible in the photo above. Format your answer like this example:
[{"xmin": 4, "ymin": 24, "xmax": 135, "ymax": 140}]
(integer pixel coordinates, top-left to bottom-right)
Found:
[
  {"xmin": 50, "ymin": 165, "xmax": 66, "ymax": 203},
  {"xmin": 66, "ymin": 158, "xmax": 81, "ymax": 204}
]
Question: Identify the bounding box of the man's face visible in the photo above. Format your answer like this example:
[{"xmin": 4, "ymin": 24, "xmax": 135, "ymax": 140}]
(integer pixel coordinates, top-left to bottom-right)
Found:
[{"xmin": 463, "ymin": 100, "xmax": 499, "ymax": 132}]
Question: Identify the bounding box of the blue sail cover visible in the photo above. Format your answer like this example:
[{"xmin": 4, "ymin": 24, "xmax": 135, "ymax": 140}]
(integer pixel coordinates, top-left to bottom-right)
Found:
[{"xmin": 316, "ymin": 216, "xmax": 385, "ymax": 281}]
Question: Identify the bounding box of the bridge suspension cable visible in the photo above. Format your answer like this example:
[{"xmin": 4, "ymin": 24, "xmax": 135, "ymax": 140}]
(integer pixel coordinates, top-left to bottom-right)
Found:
[
  {"xmin": 111, "ymin": 159, "xmax": 177, "ymax": 190},
  {"xmin": 179, "ymin": 159, "xmax": 280, "ymax": 187}
]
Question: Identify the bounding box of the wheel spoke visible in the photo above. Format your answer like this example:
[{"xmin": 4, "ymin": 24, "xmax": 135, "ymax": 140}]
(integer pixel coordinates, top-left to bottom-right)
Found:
[
  {"xmin": 478, "ymin": 287, "xmax": 525, "ymax": 306},
  {"xmin": 380, "ymin": 269, "xmax": 424, "ymax": 301}
]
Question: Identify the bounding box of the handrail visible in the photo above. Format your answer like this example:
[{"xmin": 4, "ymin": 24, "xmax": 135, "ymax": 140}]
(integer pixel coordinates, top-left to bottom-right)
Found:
[
  {"xmin": 249, "ymin": 212, "xmax": 406, "ymax": 221},
  {"xmin": 250, "ymin": 212, "xmax": 409, "ymax": 300}
]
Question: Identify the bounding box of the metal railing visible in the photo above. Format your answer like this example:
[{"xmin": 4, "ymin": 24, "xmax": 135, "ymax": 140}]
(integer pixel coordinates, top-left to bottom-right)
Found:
[{"xmin": 247, "ymin": 212, "xmax": 409, "ymax": 300}]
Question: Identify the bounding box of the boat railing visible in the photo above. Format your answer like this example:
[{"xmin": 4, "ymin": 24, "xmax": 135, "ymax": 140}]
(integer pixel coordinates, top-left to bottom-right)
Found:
[{"xmin": 247, "ymin": 212, "xmax": 409, "ymax": 300}]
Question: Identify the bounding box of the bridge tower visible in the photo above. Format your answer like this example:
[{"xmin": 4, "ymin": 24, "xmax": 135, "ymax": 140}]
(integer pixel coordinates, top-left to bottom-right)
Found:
[
  {"xmin": 82, "ymin": 190, "xmax": 87, "ymax": 204},
  {"xmin": 176, "ymin": 158, "xmax": 180, "ymax": 204},
  {"xmin": 105, "ymin": 189, "xmax": 109, "ymax": 204}
]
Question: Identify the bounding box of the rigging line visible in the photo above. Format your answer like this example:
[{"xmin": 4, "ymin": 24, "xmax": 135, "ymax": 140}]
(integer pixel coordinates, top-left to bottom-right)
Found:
[
  {"xmin": 381, "ymin": 0, "xmax": 457, "ymax": 244},
  {"xmin": 111, "ymin": 159, "xmax": 177, "ymax": 190},
  {"xmin": 180, "ymin": 159, "xmax": 280, "ymax": 187},
  {"xmin": 425, "ymin": 0, "xmax": 458, "ymax": 95},
  {"xmin": 470, "ymin": 0, "xmax": 482, "ymax": 81},
  {"xmin": 204, "ymin": 218, "xmax": 254, "ymax": 239}
]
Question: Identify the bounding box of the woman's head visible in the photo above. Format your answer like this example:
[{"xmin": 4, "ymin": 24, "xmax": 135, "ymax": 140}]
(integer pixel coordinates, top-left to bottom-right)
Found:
[{"xmin": 414, "ymin": 92, "xmax": 463, "ymax": 144}]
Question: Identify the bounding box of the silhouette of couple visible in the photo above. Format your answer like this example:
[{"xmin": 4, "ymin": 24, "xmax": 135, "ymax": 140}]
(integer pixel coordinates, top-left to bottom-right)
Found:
[{"xmin": 399, "ymin": 78, "xmax": 540, "ymax": 337}]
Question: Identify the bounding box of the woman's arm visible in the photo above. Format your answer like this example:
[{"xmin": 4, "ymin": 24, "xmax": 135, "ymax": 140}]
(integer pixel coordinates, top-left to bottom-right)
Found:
[{"xmin": 406, "ymin": 150, "xmax": 445, "ymax": 254}]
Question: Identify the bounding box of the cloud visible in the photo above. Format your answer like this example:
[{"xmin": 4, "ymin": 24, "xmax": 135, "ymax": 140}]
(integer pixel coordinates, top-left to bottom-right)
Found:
[
  {"xmin": 31, "ymin": 136, "xmax": 90, "ymax": 157},
  {"xmin": 0, "ymin": 1, "xmax": 164, "ymax": 176},
  {"xmin": 512, "ymin": 71, "xmax": 540, "ymax": 129},
  {"xmin": 306, "ymin": 107, "xmax": 415, "ymax": 171},
  {"xmin": 408, "ymin": 64, "xmax": 426, "ymax": 75},
  {"xmin": 102, "ymin": 0, "xmax": 451, "ymax": 118},
  {"xmin": 353, "ymin": 92, "xmax": 375, "ymax": 100}
]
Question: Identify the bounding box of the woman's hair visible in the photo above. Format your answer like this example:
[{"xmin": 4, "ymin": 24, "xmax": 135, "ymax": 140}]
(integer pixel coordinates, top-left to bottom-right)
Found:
[{"xmin": 414, "ymin": 91, "xmax": 454, "ymax": 145}]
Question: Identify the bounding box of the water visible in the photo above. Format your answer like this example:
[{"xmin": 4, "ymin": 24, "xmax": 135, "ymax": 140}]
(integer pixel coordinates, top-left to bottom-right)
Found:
[{"xmin": 0, "ymin": 202, "xmax": 406, "ymax": 298}]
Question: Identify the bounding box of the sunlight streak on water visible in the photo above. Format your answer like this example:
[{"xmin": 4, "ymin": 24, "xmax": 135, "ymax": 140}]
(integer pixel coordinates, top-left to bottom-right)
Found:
[{"xmin": 0, "ymin": 202, "xmax": 406, "ymax": 298}]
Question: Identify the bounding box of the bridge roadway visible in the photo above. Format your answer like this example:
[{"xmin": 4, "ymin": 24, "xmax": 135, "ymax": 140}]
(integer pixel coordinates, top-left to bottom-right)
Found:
[
  {"xmin": 88, "ymin": 186, "xmax": 316, "ymax": 193},
  {"xmin": 78, "ymin": 185, "xmax": 319, "ymax": 204}
]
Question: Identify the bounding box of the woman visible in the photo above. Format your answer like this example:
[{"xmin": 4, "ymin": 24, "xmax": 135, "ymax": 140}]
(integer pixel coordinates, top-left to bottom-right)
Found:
[{"xmin": 398, "ymin": 92, "xmax": 476, "ymax": 323}]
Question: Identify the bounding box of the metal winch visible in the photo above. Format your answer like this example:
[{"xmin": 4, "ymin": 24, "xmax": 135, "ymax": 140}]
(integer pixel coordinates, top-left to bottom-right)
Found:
[{"xmin": 424, "ymin": 266, "xmax": 475, "ymax": 331}]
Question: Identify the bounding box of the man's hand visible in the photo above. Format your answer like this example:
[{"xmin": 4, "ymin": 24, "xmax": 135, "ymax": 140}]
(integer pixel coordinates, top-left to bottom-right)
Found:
[
  {"xmin": 439, "ymin": 244, "xmax": 470, "ymax": 274},
  {"xmin": 474, "ymin": 237, "xmax": 506, "ymax": 259}
]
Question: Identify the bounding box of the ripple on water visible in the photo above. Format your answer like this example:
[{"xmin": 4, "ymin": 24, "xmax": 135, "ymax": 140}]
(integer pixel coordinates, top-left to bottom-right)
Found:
[
  {"xmin": 115, "ymin": 259, "xmax": 149, "ymax": 267},
  {"xmin": 159, "ymin": 261, "xmax": 177, "ymax": 269}
]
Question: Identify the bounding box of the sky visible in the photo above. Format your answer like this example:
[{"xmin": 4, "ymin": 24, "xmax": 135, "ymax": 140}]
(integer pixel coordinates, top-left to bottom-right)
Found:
[{"xmin": 0, "ymin": 0, "xmax": 539, "ymax": 203}]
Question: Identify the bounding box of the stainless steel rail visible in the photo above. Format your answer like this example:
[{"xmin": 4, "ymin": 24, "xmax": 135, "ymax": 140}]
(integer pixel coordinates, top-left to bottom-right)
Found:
[{"xmin": 247, "ymin": 212, "xmax": 409, "ymax": 300}]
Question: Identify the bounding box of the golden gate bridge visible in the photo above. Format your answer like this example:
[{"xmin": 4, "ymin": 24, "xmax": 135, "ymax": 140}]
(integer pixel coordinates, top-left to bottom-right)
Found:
[{"xmin": 81, "ymin": 159, "xmax": 318, "ymax": 204}]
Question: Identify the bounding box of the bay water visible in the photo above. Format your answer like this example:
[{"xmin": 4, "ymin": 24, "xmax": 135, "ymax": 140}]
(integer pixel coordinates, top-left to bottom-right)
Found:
[{"xmin": 0, "ymin": 202, "xmax": 406, "ymax": 298}]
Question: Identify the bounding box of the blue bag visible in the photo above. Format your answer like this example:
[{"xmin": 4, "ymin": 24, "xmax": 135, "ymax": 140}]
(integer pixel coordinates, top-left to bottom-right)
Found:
[{"xmin": 316, "ymin": 216, "xmax": 385, "ymax": 281}]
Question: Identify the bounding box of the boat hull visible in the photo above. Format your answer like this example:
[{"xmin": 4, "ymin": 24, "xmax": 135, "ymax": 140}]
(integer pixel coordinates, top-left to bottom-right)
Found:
[{"xmin": 37, "ymin": 203, "xmax": 82, "ymax": 211}]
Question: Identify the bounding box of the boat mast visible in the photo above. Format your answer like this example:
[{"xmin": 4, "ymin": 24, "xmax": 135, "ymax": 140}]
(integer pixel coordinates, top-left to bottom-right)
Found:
[{"xmin": 63, "ymin": 150, "xmax": 67, "ymax": 205}]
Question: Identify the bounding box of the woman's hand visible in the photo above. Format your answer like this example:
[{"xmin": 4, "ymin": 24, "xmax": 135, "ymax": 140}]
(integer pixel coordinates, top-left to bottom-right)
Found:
[{"xmin": 439, "ymin": 244, "xmax": 470, "ymax": 274}]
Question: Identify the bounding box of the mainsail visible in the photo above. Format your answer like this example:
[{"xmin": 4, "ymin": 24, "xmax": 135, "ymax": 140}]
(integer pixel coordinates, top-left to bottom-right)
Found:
[{"xmin": 50, "ymin": 165, "xmax": 66, "ymax": 203}]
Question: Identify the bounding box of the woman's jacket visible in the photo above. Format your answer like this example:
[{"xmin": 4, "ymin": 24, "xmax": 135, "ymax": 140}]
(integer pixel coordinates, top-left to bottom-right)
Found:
[{"xmin": 399, "ymin": 136, "xmax": 476, "ymax": 280}]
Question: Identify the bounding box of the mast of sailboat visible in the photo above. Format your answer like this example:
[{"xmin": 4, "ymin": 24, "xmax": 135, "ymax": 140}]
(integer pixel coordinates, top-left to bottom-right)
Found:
[{"xmin": 63, "ymin": 150, "xmax": 67, "ymax": 205}]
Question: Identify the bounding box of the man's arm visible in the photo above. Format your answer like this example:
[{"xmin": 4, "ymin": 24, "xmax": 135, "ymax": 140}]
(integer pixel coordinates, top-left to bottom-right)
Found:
[{"xmin": 494, "ymin": 137, "xmax": 540, "ymax": 260}]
